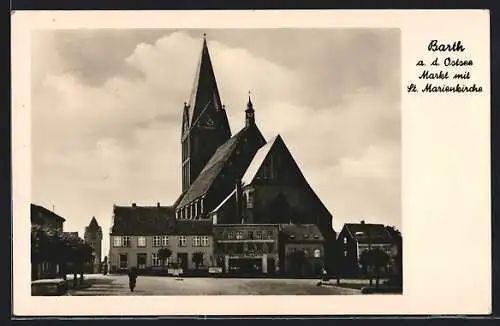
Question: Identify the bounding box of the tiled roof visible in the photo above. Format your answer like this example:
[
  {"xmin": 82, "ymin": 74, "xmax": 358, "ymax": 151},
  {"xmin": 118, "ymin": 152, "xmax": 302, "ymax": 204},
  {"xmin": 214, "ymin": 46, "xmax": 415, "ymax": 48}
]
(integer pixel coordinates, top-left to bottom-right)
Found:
[
  {"xmin": 111, "ymin": 205, "xmax": 176, "ymax": 236},
  {"xmin": 177, "ymin": 129, "xmax": 245, "ymax": 207},
  {"xmin": 31, "ymin": 204, "xmax": 66, "ymax": 223},
  {"xmin": 241, "ymin": 135, "xmax": 277, "ymax": 185},
  {"xmin": 345, "ymin": 223, "xmax": 394, "ymax": 244},
  {"xmin": 175, "ymin": 219, "xmax": 213, "ymax": 235},
  {"xmin": 280, "ymin": 224, "xmax": 325, "ymax": 242}
]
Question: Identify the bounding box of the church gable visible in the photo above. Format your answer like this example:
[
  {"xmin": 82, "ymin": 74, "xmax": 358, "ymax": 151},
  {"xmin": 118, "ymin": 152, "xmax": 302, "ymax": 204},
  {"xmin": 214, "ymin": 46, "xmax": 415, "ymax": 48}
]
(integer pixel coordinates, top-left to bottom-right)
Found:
[{"xmin": 240, "ymin": 134, "xmax": 333, "ymax": 233}]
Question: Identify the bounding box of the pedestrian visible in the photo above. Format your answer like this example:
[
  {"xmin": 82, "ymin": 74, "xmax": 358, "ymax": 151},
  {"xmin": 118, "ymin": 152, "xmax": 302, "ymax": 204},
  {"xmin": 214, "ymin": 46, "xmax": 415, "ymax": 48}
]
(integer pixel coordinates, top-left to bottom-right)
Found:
[{"xmin": 128, "ymin": 266, "xmax": 138, "ymax": 292}]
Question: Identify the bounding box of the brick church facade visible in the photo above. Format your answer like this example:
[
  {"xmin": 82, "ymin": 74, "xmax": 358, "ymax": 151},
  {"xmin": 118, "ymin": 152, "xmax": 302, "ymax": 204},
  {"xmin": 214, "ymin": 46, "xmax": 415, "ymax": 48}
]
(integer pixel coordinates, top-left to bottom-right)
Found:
[{"xmin": 109, "ymin": 35, "xmax": 337, "ymax": 276}]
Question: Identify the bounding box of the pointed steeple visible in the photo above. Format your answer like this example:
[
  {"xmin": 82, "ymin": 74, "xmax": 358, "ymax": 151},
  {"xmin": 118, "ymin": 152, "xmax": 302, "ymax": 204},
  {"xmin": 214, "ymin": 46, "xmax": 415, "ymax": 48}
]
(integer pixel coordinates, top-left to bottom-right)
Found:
[
  {"xmin": 88, "ymin": 216, "xmax": 100, "ymax": 229},
  {"xmin": 187, "ymin": 34, "xmax": 223, "ymax": 125},
  {"xmin": 245, "ymin": 91, "xmax": 255, "ymax": 128}
]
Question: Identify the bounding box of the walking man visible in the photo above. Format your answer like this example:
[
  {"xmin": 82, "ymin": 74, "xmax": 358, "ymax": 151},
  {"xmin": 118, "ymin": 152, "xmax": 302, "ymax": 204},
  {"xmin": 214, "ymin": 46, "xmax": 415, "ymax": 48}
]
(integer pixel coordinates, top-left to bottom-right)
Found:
[{"xmin": 128, "ymin": 266, "xmax": 138, "ymax": 292}]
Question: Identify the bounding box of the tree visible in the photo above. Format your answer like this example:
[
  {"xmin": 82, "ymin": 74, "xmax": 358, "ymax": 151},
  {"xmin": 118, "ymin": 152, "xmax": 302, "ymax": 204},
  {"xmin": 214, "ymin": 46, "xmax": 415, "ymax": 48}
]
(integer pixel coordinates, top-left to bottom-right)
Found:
[
  {"xmin": 192, "ymin": 252, "xmax": 204, "ymax": 270},
  {"xmin": 157, "ymin": 247, "xmax": 172, "ymax": 268},
  {"xmin": 359, "ymin": 248, "xmax": 391, "ymax": 288}
]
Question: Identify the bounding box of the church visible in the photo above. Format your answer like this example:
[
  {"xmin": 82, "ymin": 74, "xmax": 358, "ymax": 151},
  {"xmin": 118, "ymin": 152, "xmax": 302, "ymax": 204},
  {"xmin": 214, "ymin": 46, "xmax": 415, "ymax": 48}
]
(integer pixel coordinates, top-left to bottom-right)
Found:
[
  {"xmin": 173, "ymin": 35, "xmax": 336, "ymax": 275},
  {"xmin": 109, "ymin": 35, "xmax": 337, "ymax": 276}
]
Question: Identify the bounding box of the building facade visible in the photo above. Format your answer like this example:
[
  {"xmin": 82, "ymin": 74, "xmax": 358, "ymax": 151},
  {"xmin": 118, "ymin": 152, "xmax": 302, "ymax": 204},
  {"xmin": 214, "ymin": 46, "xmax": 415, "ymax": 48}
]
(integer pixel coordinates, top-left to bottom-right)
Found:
[
  {"xmin": 108, "ymin": 204, "xmax": 214, "ymax": 273},
  {"xmin": 213, "ymin": 224, "xmax": 280, "ymax": 275},
  {"xmin": 337, "ymin": 221, "xmax": 397, "ymax": 277},
  {"xmin": 84, "ymin": 217, "xmax": 103, "ymax": 274},
  {"xmin": 280, "ymin": 224, "xmax": 325, "ymax": 276}
]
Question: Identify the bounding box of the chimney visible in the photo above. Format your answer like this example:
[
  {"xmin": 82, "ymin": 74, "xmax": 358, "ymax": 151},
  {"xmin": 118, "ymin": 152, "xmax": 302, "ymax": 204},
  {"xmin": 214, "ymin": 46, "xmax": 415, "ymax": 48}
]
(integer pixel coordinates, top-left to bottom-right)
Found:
[
  {"xmin": 360, "ymin": 220, "xmax": 365, "ymax": 224},
  {"xmin": 132, "ymin": 203, "xmax": 137, "ymax": 207},
  {"xmin": 157, "ymin": 202, "xmax": 160, "ymax": 207},
  {"xmin": 235, "ymin": 179, "xmax": 243, "ymax": 222}
]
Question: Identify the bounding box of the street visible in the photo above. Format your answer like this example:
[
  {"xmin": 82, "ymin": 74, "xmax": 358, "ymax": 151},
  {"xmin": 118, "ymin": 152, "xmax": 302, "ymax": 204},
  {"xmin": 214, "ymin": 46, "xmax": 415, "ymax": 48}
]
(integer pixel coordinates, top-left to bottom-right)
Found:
[{"xmin": 67, "ymin": 274, "xmax": 361, "ymax": 296}]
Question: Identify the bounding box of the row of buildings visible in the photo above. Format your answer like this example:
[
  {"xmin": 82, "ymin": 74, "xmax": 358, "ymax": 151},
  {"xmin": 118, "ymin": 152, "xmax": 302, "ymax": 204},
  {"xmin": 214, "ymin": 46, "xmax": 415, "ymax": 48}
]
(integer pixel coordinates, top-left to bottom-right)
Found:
[
  {"xmin": 106, "ymin": 35, "xmax": 403, "ymax": 278},
  {"xmin": 31, "ymin": 204, "xmax": 103, "ymax": 280},
  {"xmin": 108, "ymin": 204, "xmax": 401, "ymax": 277}
]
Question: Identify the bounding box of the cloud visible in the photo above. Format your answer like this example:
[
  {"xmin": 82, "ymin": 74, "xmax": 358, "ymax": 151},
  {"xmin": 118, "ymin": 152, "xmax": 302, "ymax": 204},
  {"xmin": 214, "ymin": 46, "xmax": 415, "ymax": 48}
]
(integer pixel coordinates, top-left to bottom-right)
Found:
[{"xmin": 31, "ymin": 29, "xmax": 401, "ymax": 256}]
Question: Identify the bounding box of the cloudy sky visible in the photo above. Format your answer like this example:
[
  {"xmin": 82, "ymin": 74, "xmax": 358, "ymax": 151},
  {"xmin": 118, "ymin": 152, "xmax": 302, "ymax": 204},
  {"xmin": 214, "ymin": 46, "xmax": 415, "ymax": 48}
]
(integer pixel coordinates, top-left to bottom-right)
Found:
[{"xmin": 32, "ymin": 29, "xmax": 401, "ymax": 256}]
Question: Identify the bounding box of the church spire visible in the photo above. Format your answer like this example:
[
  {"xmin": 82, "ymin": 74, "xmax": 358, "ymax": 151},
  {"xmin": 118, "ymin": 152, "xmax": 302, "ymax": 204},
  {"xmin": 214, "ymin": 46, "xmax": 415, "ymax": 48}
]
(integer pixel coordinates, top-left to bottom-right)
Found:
[
  {"xmin": 187, "ymin": 34, "xmax": 223, "ymax": 125},
  {"xmin": 180, "ymin": 34, "xmax": 231, "ymax": 193},
  {"xmin": 245, "ymin": 91, "xmax": 255, "ymax": 128}
]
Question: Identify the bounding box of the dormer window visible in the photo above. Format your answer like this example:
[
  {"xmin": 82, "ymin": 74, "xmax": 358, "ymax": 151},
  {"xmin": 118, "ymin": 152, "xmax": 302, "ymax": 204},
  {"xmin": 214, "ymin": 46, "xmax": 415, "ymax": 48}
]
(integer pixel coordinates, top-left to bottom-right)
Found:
[
  {"xmin": 289, "ymin": 235, "xmax": 296, "ymax": 239},
  {"xmin": 304, "ymin": 234, "xmax": 309, "ymax": 239},
  {"xmin": 343, "ymin": 237, "xmax": 347, "ymax": 244},
  {"xmin": 313, "ymin": 235, "xmax": 320, "ymax": 239}
]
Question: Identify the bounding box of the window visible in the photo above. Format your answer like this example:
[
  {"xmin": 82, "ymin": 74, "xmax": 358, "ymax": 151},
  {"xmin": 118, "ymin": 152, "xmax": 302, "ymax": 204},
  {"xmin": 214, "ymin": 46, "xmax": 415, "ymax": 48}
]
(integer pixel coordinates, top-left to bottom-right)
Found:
[
  {"xmin": 153, "ymin": 236, "xmax": 162, "ymax": 247},
  {"xmin": 137, "ymin": 236, "xmax": 146, "ymax": 247},
  {"xmin": 113, "ymin": 236, "xmax": 122, "ymax": 247},
  {"xmin": 179, "ymin": 235, "xmax": 187, "ymax": 247},
  {"xmin": 255, "ymin": 231, "xmax": 262, "ymax": 240},
  {"xmin": 344, "ymin": 251, "xmax": 348, "ymax": 257},
  {"xmin": 228, "ymin": 232, "xmax": 234, "ymax": 240},
  {"xmin": 236, "ymin": 231, "xmax": 244, "ymax": 240},
  {"xmin": 192, "ymin": 236, "xmax": 201, "ymax": 247},
  {"xmin": 247, "ymin": 191, "xmax": 254, "ymax": 208},
  {"xmin": 304, "ymin": 248, "xmax": 309, "ymax": 257},
  {"xmin": 201, "ymin": 236, "xmax": 209, "ymax": 247},
  {"xmin": 248, "ymin": 231, "xmax": 254, "ymax": 239},
  {"xmin": 343, "ymin": 237, "xmax": 347, "ymax": 244},
  {"xmin": 119, "ymin": 254, "xmax": 128, "ymax": 269},
  {"xmin": 122, "ymin": 236, "xmax": 131, "ymax": 247},
  {"xmin": 162, "ymin": 236, "xmax": 169, "ymax": 247},
  {"xmin": 151, "ymin": 253, "xmax": 161, "ymax": 267},
  {"xmin": 267, "ymin": 230, "xmax": 274, "ymax": 239}
]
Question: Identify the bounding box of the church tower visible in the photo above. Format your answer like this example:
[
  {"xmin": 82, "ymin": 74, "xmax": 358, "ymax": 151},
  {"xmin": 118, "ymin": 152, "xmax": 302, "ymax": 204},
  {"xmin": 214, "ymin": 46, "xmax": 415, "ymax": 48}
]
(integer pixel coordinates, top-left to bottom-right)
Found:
[
  {"xmin": 181, "ymin": 34, "xmax": 231, "ymax": 192},
  {"xmin": 84, "ymin": 217, "xmax": 102, "ymax": 274}
]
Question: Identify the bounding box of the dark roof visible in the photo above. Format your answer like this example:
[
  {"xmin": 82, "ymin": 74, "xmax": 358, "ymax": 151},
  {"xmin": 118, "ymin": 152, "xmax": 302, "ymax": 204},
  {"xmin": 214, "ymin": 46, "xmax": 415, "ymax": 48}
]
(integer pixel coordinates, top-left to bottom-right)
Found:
[
  {"xmin": 88, "ymin": 216, "xmax": 100, "ymax": 229},
  {"xmin": 31, "ymin": 204, "xmax": 66, "ymax": 223},
  {"xmin": 187, "ymin": 37, "xmax": 224, "ymax": 126},
  {"xmin": 175, "ymin": 219, "xmax": 213, "ymax": 235},
  {"xmin": 111, "ymin": 205, "xmax": 176, "ymax": 236},
  {"xmin": 280, "ymin": 224, "xmax": 324, "ymax": 242},
  {"xmin": 177, "ymin": 129, "xmax": 246, "ymax": 207},
  {"xmin": 344, "ymin": 223, "xmax": 394, "ymax": 244}
]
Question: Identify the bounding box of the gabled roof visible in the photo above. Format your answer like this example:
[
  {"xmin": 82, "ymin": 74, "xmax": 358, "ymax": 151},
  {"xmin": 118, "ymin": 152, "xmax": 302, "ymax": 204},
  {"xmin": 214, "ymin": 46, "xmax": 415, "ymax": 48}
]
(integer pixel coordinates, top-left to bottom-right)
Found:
[
  {"xmin": 31, "ymin": 204, "xmax": 66, "ymax": 223},
  {"xmin": 344, "ymin": 222, "xmax": 394, "ymax": 244},
  {"xmin": 241, "ymin": 135, "xmax": 278, "ymax": 185},
  {"xmin": 280, "ymin": 224, "xmax": 324, "ymax": 242},
  {"xmin": 175, "ymin": 219, "xmax": 213, "ymax": 235},
  {"xmin": 177, "ymin": 128, "xmax": 246, "ymax": 207},
  {"xmin": 187, "ymin": 37, "xmax": 224, "ymax": 126},
  {"xmin": 111, "ymin": 205, "xmax": 176, "ymax": 236}
]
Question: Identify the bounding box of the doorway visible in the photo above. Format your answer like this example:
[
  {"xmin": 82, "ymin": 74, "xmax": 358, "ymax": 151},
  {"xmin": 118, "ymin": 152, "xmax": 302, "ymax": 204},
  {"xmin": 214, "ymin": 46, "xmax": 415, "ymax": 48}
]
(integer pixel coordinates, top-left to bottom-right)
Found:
[
  {"xmin": 177, "ymin": 253, "xmax": 188, "ymax": 271},
  {"xmin": 229, "ymin": 258, "xmax": 262, "ymax": 276}
]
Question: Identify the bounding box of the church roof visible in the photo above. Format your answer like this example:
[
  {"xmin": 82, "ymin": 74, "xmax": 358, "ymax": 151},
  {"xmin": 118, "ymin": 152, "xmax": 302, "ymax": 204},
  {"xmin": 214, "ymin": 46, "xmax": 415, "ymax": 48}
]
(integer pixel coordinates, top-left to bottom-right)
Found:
[
  {"xmin": 241, "ymin": 135, "xmax": 278, "ymax": 185},
  {"xmin": 177, "ymin": 128, "xmax": 246, "ymax": 208},
  {"xmin": 211, "ymin": 188, "xmax": 236, "ymax": 214},
  {"xmin": 280, "ymin": 224, "xmax": 325, "ymax": 242},
  {"xmin": 88, "ymin": 216, "xmax": 100, "ymax": 229},
  {"xmin": 187, "ymin": 36, "xmax": 224, "ymax": 126},
  {"xmin": 111, "ymin": 205, "xmax": 176, "ymax": 236}
]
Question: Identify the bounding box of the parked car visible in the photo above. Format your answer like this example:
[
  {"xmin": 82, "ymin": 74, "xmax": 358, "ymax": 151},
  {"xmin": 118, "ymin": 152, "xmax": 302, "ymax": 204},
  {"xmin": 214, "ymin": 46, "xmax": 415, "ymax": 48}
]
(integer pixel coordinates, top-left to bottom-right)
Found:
[{"xmin": 31, "ymin": 279, "xmax": 68, "ymax": 296}]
